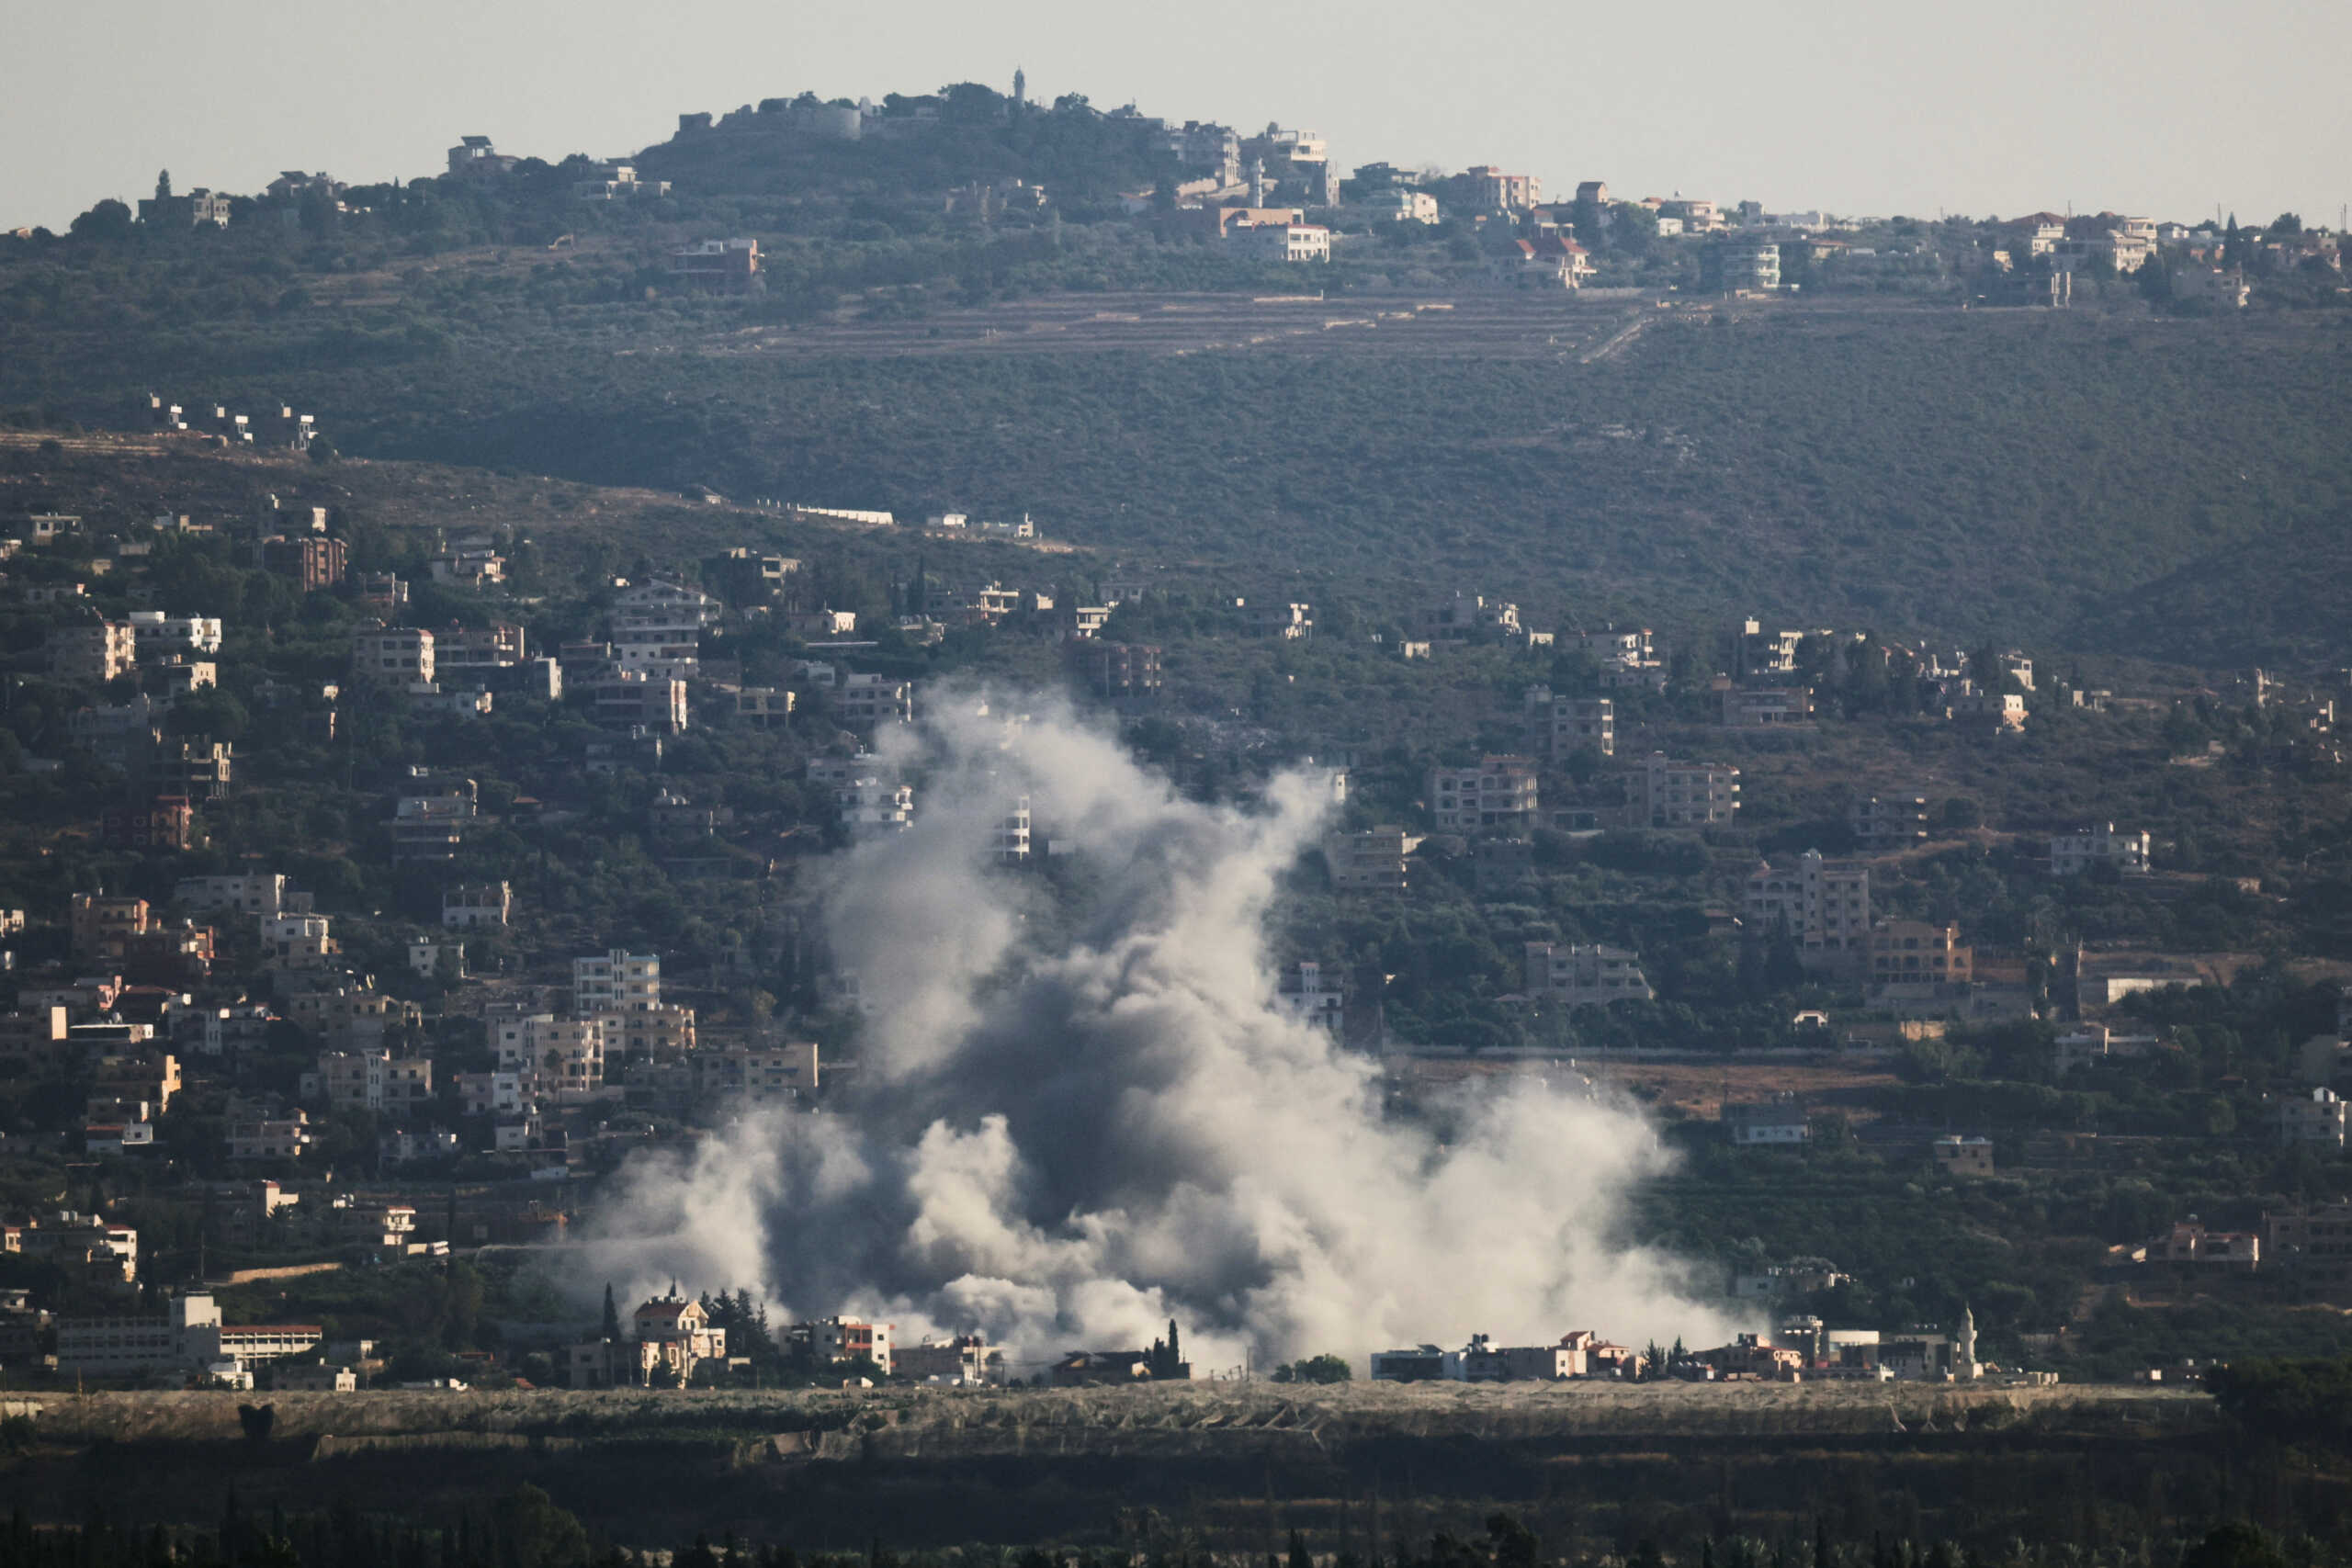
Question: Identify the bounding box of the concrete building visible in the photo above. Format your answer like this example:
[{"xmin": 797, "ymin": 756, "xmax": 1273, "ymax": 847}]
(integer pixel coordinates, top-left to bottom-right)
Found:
[
  {"xmin": 1746, "ymin": 851, "xmax": 1871, "ymax": 970},
  {"xmin": 49, "ymin": 621, "xmax": 137, "ymax": 685},
  {"xmin": 1850, "ymin": 795, "xmax": 1929, "ymax": 848},
  {"xmin": 896, "ymin": 1335, "xmax": 1009, "ymax": 1385},
  {"xmin": 1866, "ymin": 921, "xmax": 1973, "ymax": 987},
  {"xmin": 1930, "ymin": 1134, "xmax": 1995, "ymax": 1179},
  {"xmin": 1523, "ymin": 942, "xmax": 1654, "ymax": 1007},
  {"xmin": 310, "ymin": 1050, "xmax": 435, "ymax": 1114},
  {"xmin": 58, "ymin": 1292, "xmax": 322, "ymax": 1377},
  {"xmin": 1276, "ymin": 961, "xmax": 1345, "ymax": 1036},
  {"xmin": 1725, "ymin": 1098, "xmax": 1811, "ymax": 1145},
  {"xmin": 226, "ymin": 1113, "xmax": 315, "ymax": 1160},
  {"xmin": 260, "ymin": 535, "xmax": 348, "ymax": 592},
  {"xmin": 838, "ymin": 773, "xmax": 915, "ymax": 837},
  {"xmin": 797, "ymin": 1315, "xmax": 894, "ymax": 1375},
  {"xmin": 1230, "ymin": 223, "xmax": 1331, "ymax": 263},
  {"xmin": 1525, "ymin": 690, "xmax": 1613, "ymax": 760},
  {"xmin": 588, "ymin": 671, "xmax": 689, "ymax": 734},
  {"xmin": 1428, "ymin": 755, "xmax": 1539, "ymax": 834},
  {"xmin": 1634, "ymin": 754, "xmax": 1741, "ymax": 829},
  {"xmin": 574, "ymin": 951, "xmax": 660, "ymax": 1015},
  {"xmin": 2052, "ymin": 823, "xmax": 2151, "ymax": 876},
  {"xmin": 1324, "ymin": 827, "xmax": 1421, "ymax": 892},
  {"xmin": 127, "ymin": 612, "xmax": 224, "ymax": 657},
  {"xmin": 352, "ymin": 628, "xmax": 435, "ymax": 685},
  {"xmin": 671, "ymin": 237, "xmax": 762, "ymax": 291},
  {"xmin": 837, "ymin": 672, "xmax": 914, "ymax": 726},
  {"xmin": 1701, "ymin": 239, "xmax": 1781, "ymax": 291},
  {"xmin": 2280, "ymin": 1088, "xmax": 2349, "ymax": 1148},
  {"xmin": 1722, "ymin": 686, "xmax": 1815, "ymax": 727},
  {"xmin": 1068, "ymin": 640, "xmax": 1163, "ymax": 699},
  {"xmin": 174, "ymin": 874, "xmax": 293, "ymax": 919},
  {"xmin": 442, "ymin": 883, "xmax": 512, "ymax": 930},
  {"xmin": 493, "ymin": 1013, "xmax": 605, "ymax": 1100},
  {"xmin": 1465, "ymin": 165, "xmax": 1541, "ymax": 211}
]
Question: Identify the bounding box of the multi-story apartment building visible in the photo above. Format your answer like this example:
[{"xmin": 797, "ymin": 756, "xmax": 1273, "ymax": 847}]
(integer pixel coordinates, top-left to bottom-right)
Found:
[
  {"xmin": 492, "ymin": 1013, "xmax": 605, "ymax": 1100},
  {"xmin": 260, "ymin": 535, "xmax": 347, "ymax": 592},
  {"xmin": 838, "ymin": 672, "xmax": 915, "ymax": 727},
  {"xmin": 1323, "ymin": 826, "xmax": 1422, "ymax": 892},
  {"xmin": 2279, "ymin": 1088, "xmax": 2348, "ymax": 1148},
  {"xmin": 1523, "ymin": 942, "xmax": 1655, "ymax": 1007},
  {"xmin": 443, "ymin": 882, "xmax": 513, "ymax": 929},
  {"xmin": 1634, "ymin": 754, "xmax": 1741, "ymax": 829},
  {"xmin": 227, "ymin": 1113, "xmax": 315, "ymax": 1160},
  {"xmin": 1745, "ymin": 850, "xmax": 1871, "ymax": 970},
  {"xmin": 1526, "ymin": 691, "xmax": 1613, "ymax": 760},
  {"xmin": 49, "ymin": 621, "xmax": 137, "ymax": 684},
  {"xmin": 148, "ymin": 738, "xmax": 233, "ymax": 801},
  {"xmin": 2051, "ymin": 822, "xmax": 2152, "ymax": 876},
  {"xmin": 351, "ymin": 627, "xmax": 435, "ymax": 684},
  {"xmin": 1865, "ymin": 921, "xmax": 1973, "ymax": 988},
  {"xmin": 127, "ymin": 612, "xmax": 224, "ymax": 657},
  {"xmin": 1721, "ymin": 686, "xmax": 1815, "ymax": 727},
  {"xmin": 588, "ymin": 671, "xmax": 689, "ymax": 733},
  {"xmin": 838, "ymin": 774, "xmax": 914, "ymax": 837},
  {"xmin": 1427, "ymin": 756, "xmax": 1539, "ymax": 834},
  {"xmin": 1850, "ymin": 795, "xmax": 1929, "ymax": 849},
  {"xmin": 310, "ymin": 1050, "xmax": 435, "ymax": 1114},
  {"xmin": 173, "ymin": 874, "xmax": 293, "ymax": 919},
  {"xmin": 1068, "ymin": 640, "xmax": 1162, "ymax": 699},
  {"xmin": 574, "ymin": 951, "xmax": 660, "ymax": 1015},
  {"xmin": 70, "ymin": 894, "xmax": 153, "ymax": 960},
  {"xmin": 1276, "ymin": 961, "xmax": 1345, "ymax": 1036},
  {"xmin": 434, "ymin": 622, "xmax": 526, "ymax": 672}
]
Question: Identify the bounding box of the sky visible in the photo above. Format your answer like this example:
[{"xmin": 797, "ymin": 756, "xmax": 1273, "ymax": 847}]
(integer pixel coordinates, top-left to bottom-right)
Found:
[{"xmin": 5, "ymin": 0, "xmax": 2346, "ymax": 233}]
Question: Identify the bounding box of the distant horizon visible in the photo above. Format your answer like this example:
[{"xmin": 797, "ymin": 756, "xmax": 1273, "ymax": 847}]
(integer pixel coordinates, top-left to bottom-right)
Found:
[{"xmin": 6, "ymin": 0, "xmax": 2346, "ymax": 234}]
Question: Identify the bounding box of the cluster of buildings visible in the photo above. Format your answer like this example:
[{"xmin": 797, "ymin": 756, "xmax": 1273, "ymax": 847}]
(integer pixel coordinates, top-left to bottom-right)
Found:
[{"xmin": 1372, "ymin": 1310, "xmax": 1996, "ymax": 1385}]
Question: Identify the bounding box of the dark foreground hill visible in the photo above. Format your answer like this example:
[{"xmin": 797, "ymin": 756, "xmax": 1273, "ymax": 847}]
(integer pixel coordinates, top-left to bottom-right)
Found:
[{"xmin": 5, "ymin": 1382, "xmax": 2258, "ymax": 1553}]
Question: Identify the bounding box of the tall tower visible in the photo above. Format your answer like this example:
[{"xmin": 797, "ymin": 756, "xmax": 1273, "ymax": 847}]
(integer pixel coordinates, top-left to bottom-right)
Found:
[
  {"xmin": 1249, "ymin": 158, "xmax": 1266, "ymax": 208},
  {"xmin": 1012, "ymin": 67, "xmax": 1025, "ymax": 107},
  {"xmin": 1956, "ymin": 1303, "xmax": 1978, "ymax": 1382}
]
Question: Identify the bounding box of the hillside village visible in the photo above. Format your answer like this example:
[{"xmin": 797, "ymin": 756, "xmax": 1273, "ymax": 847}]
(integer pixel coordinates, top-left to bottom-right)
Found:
[
  {"xmin": 0, "ymin": 66, "xmax": 2347, "ymax": 1410},
  {"xmin": 19, "ymin": 74, "xmax": 2336, "ymax": 316},
  {"xmin": 0, "ymin": 403, "xmax": 2347, "ymax": 1394}
]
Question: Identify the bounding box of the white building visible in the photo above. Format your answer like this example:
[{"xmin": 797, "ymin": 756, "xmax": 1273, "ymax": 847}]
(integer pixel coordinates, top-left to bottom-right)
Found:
[
  {"xmin": 1231, "ymin": 222, "xmax": 1331, "ymax": 263},
  {"xmin": 442, "ymin": 882, "xmax": 513, "ymax": 930},
  {"xmin": 838, "ymin": 672, "xmax": 914, "ymax": 727},
  {"xmin": 573, "ymin": 951, "xmax": 660, "ymax": 1015},
  {"xmin": 2051, "ymin": 823, "xmax": 2151, "ymax": 876},
  {"xmin": 839, "ymin": 774, "xmax": 914, "ymax": 837},
  {"xmin": 227, "ymin": 1113, "xmax": 314, "ymax": 1160},
  {"xmin": 609, "ymin": 579, "xmax": 718, "ymax": 678},
  {"xmin": 994, "ymin": 797, "xmax": 1032, "ymax": 862},
  {"xmin": 1523, "ymin": 942, "xmax": 1654, "ymax": 1007},
  {"xmin": 493, "ymin": 1013, "xmax": 607, "ymax": 1100},
  {"xmin": 1277, "ymin": 961, "xmax": 1345, "ymax": 1036},
  {"xmin": 128, "ymin": 612, "xmax": 225, "ymax": 657}
]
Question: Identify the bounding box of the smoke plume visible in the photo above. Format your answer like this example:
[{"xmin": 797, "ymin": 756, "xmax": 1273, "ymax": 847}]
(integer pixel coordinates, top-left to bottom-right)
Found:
[{"xmin": 578, "ymin": 694, "xmax": 1735, "ymax": 1372}]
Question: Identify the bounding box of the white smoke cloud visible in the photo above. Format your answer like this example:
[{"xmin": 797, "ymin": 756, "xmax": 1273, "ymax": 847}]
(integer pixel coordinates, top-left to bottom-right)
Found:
[{"xmin": 575, "ymin": 692, "xmax": 1737, "ymax": 1372}]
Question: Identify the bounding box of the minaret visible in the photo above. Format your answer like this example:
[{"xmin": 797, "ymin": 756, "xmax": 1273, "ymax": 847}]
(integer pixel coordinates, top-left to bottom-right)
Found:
[
  {"xmin": 1012, "ymin": 67, "xmax": 1026, "ymax": 107},
  {"xmin": 1956, "ymin": 1303, "xmax": 1978, "ymax": 1381},
  {"xmin": 1249, "ymin": 158, "xmax": 1266, "ymax": 208}
]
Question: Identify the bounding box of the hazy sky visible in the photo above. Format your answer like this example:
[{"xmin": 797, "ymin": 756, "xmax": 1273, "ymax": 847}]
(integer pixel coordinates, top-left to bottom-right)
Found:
[{"xmin": 6, "ymin": 0, "xmax": 2345, "ymax": 232}]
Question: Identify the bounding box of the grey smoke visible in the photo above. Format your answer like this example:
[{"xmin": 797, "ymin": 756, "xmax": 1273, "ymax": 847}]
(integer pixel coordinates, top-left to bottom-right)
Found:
[{"xmin": 578, "ymin": 693, "xmax": 1736, "ymax": 1371}]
